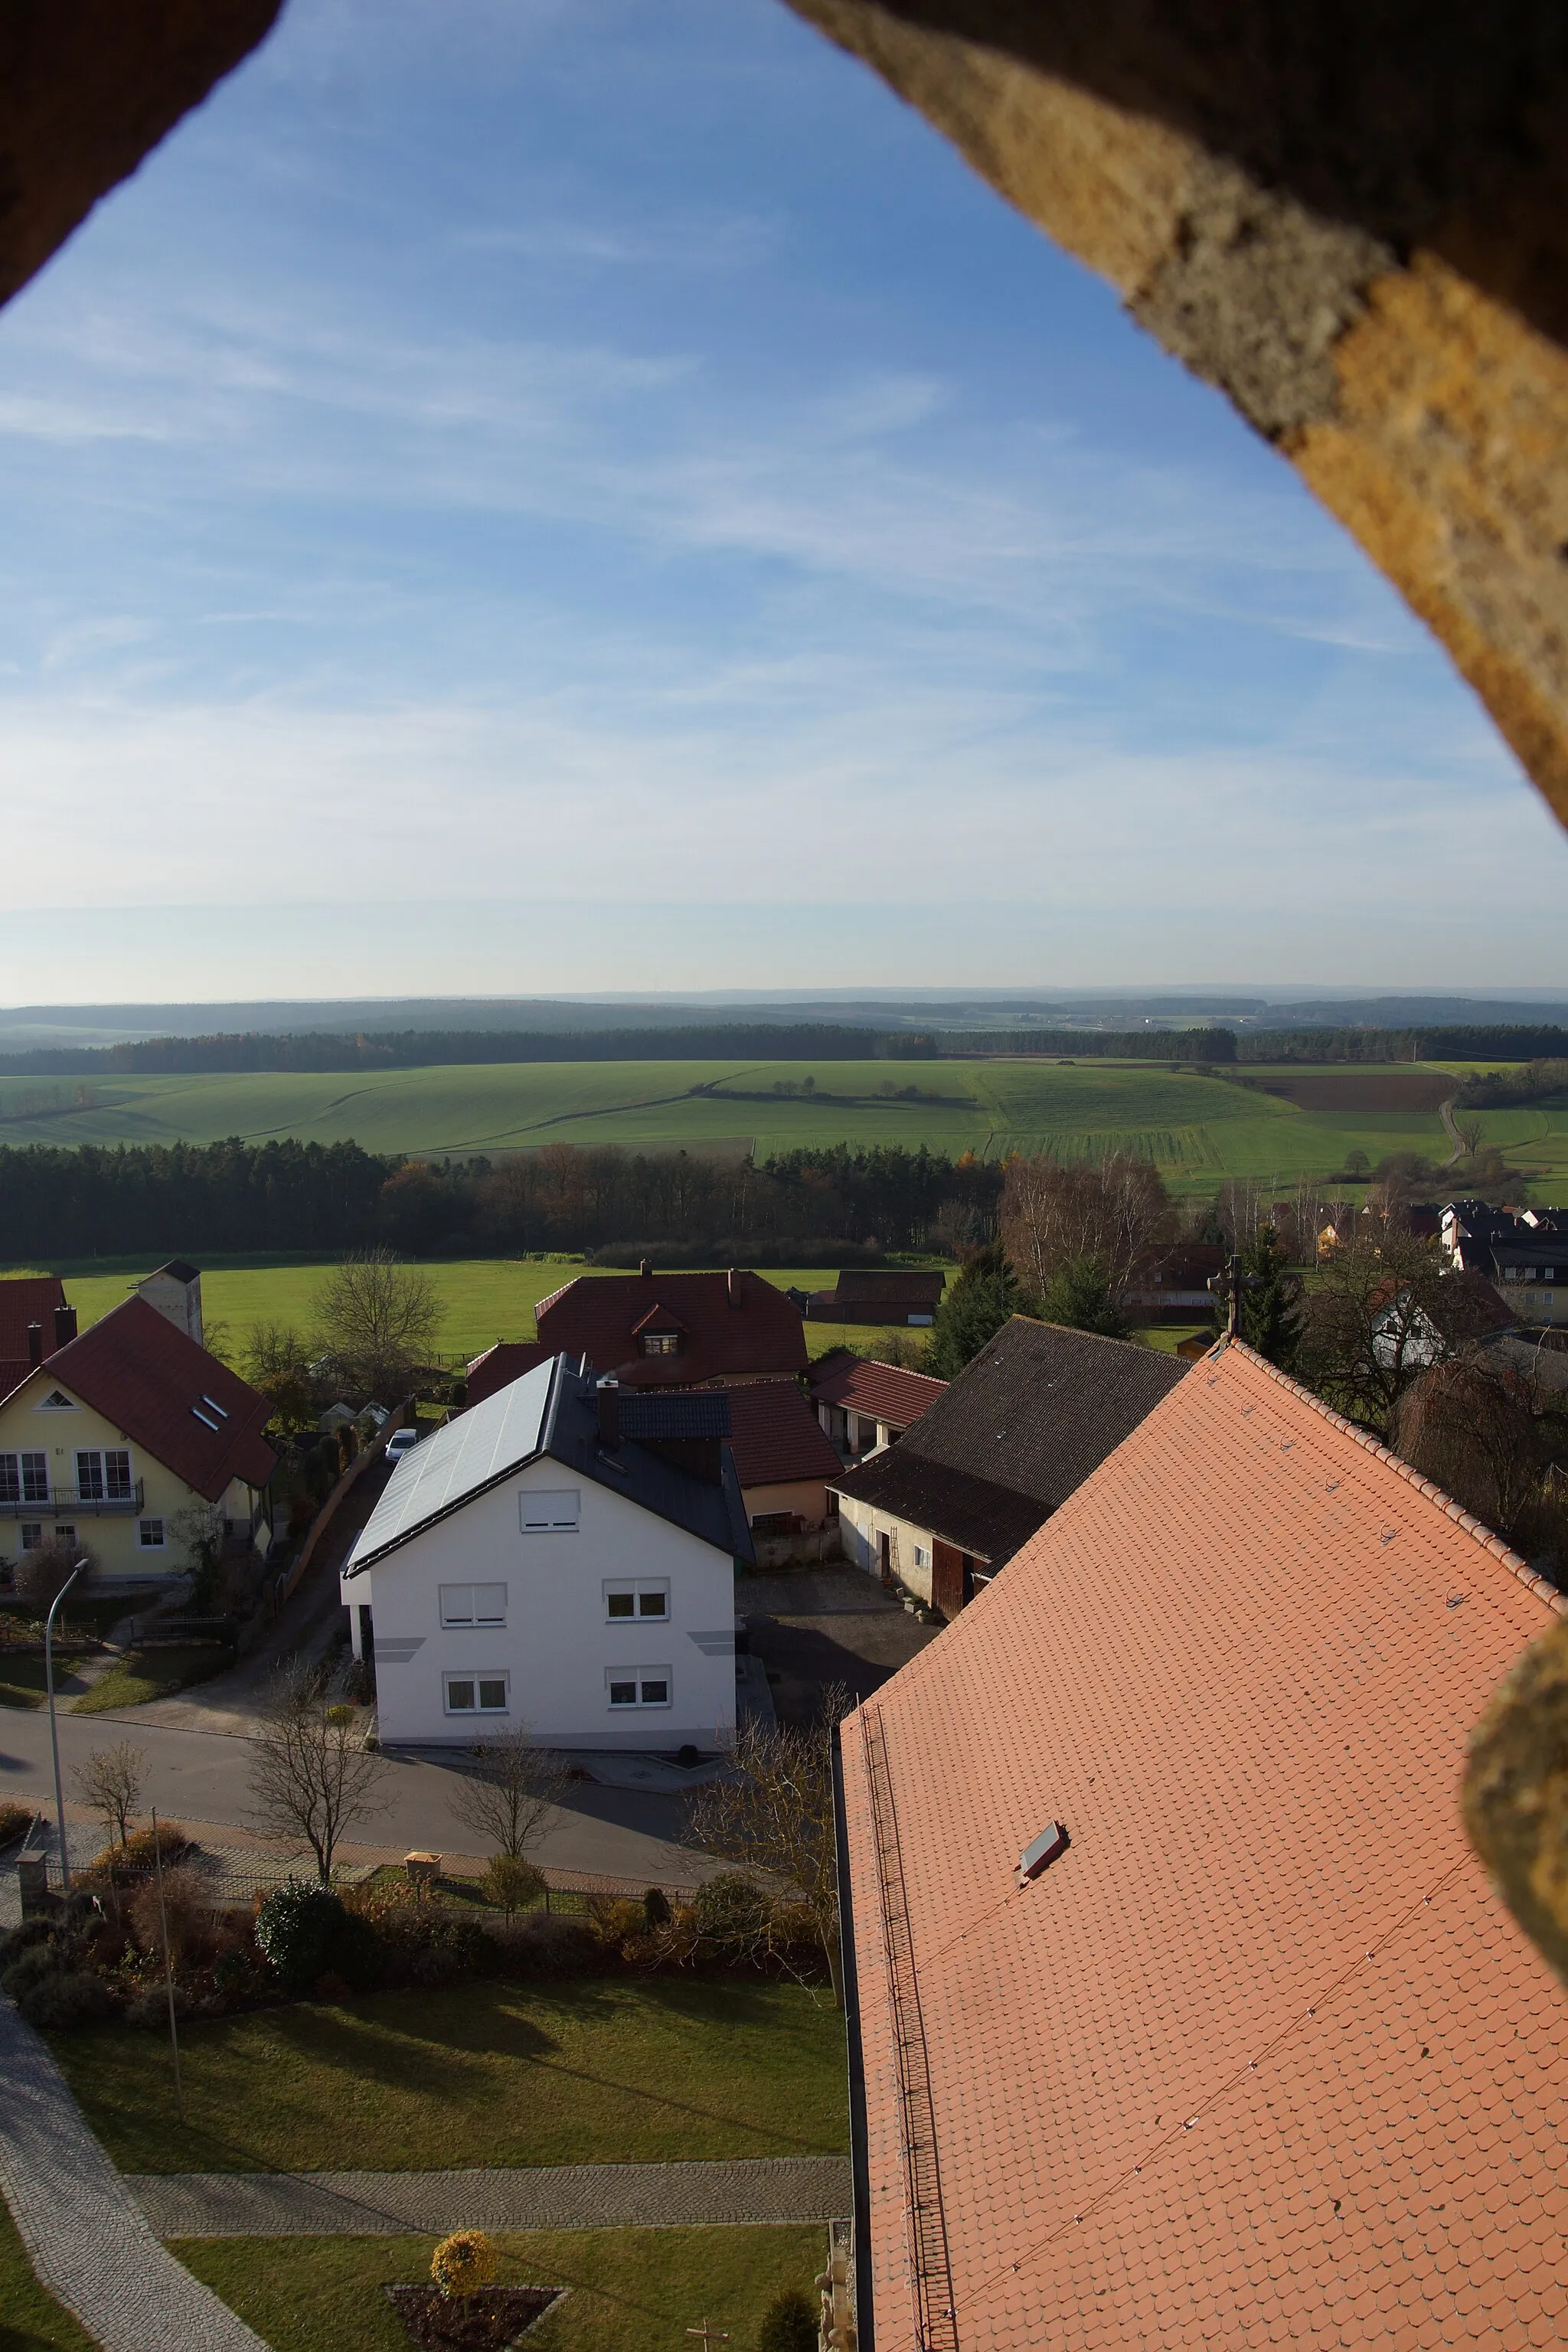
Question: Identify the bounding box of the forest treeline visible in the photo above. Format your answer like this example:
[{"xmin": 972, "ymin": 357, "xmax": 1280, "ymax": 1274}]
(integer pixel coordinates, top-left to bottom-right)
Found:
[
  {"xmin": 0, "ymin": 1138, "xmax": 1004, "ymax": 1261},
  {"xmin": 3, "ymin": 1019, "xmax": 1564, "ymax": 1077},
  {"xmin": 1453, "ymin": 1058, "xmax": 1568, "ymax": 1109}
]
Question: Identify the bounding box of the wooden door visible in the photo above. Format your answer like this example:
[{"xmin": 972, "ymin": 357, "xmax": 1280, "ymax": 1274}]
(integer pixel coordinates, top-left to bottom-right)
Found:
[{"xmin": 931, "ymin": 1540, "xmax": 966, "ymax": 1622}]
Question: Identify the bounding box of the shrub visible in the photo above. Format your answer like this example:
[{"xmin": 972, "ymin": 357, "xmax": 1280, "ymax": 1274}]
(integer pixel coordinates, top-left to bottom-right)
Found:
[
  {"xmin": 77, "ymin": 1821, "xmax": 192, "ymax": 1886},
  {"xmin": 212, "ymin": 1949, "xmax": 260, "ymax": 2004},
  {"xmin": 432, "ymin": 2230, "xmax": 498, "ymax": 2301},
  {"xmin": 0, "ymin": 1917, "xmax": 58, "ymax": 1968},
  {"xmin": 2, "ymin": 1942, "xmax": 64, "ymax": 2001},
  {"xmin": 642, "ymin": 1886, "xmax": 671, "ymax": 1929},
  {"xmin": 322, "ymin": 1906, "xmax": 385, "ymax": 1992},
  {"xmin": 126, "ymin": 1981, "xmax": 191, "ymax": 2030},
  {"xmin": 254, "ymin": 1883, "xmax": 348, "ymax": 1991},
  {"xmin": 693, "ymin": 1873, "xmax": 772, "ymax": 1949},
  {"xmin": 18, "ymin": 1970, "xmax": 113, "ymax": 2032},
  {"xmin": 128, "ymin": 1867, "xmax": 213, "ymax": 1968},
  {"xmin": 483, "ymin": 1912, "xmax": 600, "ymax": 1981},
  {"xmin": 585, "ymin": 1895, "xmax": 643, "ymax": 1952},
  {"xmin": 482, "ymin": 1854, "xmax": 544, "ymax": 1916},
  {"xmin": 14, "ymin": 1536, "xmax": 96, "ymax": 1611},
  {"xmin": 0, "ymin": 1802, "xmax": 34, "ymax": 1850},
  {"xmin": 757, "ymin": 2286, "xmax": 818, "ymax": 2352}
]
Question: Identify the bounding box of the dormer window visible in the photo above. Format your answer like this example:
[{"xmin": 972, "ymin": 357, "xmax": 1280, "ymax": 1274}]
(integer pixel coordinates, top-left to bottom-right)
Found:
[{"xmin": 642, "ymin": 1330, "xmax": 681, "ymax": 1357}]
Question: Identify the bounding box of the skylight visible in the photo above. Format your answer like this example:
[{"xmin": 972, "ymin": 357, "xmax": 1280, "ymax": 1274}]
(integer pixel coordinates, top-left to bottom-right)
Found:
[
  {"xmin": 1018, "ymin": 1821, "xmax": 1069, "ymax": 1883},
  {"xmin": 191, "ymin": 1406, "xmax": 221, "ymax": 1431},
  {"xmin": 200, "ymin": 1393, "xmax": 229, "ymax": 1419}
]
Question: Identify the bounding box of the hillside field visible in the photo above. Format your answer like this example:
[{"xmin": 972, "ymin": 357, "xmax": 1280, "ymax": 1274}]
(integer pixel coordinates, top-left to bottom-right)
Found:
[
  {"xmin": 1, "ymin": 1055, "xmax": 1545, "ymax": 1194},
  {"xmin": 32, "ymin": 1257, "xmax": 929, "ymax": 1368}
]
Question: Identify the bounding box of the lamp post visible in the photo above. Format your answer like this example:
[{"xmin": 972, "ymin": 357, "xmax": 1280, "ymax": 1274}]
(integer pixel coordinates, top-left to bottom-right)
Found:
[{"xmin": 44, "ymin": 1560, "xmax": 85, "ymax": 1893}]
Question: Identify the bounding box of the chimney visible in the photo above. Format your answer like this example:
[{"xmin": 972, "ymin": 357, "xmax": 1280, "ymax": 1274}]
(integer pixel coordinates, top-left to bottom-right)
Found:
[
  {"xmin": 727, "ymin": 1266, "xmax": 741, "ymax": 1308},
  {"xmin": 639, "ymin": 1258, "xmax": 652, "ymax": 1278},
  {"xmin": 52, "ymin": 1304, "xmax": 77, "ymax": 1352},
  {"xmin": 26, "ymin": 1322, "xmax": 43, "ymax": 1369},
  {"xmin": 596, "ymin": 1375, "xmax": 621, "ymax": 1450}
]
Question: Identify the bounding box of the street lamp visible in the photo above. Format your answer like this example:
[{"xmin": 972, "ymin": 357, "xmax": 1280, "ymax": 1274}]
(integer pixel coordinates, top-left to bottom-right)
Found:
[{"xmin": 44, "ymin": 1560, "xmax": 86, "ymax": 1893}]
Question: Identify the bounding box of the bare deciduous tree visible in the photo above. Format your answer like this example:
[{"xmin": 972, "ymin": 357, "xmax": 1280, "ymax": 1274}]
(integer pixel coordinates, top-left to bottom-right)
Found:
[
  {"xmin": 1000, "ymin": 1152, "xmax": 1173, "ymax": 1305},
  {"xmin": 247, "ymin": 1664, "xmax": 387, "ymax": 1883},
  {"xmin": 688, "ymin": 1687, "xmax": 851, "ymax": 2006},
  {"xmin": 1296, "ymin": 1227, "xmax": 1500, "ymax": 1432},
  {"xmin": 312, "ymin": 1250, "xmax": 440, "ymax": 1400},
  {"xmin": 447, "ymin": 1724, "xmax": 566, "ymax": 1864},
  {"xmin": 14, "ymin": 1535, "xmax": 95, "ymax": 1611},
  {"xmin": 72, "ymin": 1740, "xmax": 146, "ymax": 1848}
]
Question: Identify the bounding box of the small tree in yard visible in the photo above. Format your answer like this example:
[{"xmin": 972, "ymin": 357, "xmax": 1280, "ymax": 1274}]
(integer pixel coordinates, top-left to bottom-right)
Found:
[
  {"xmin": 449, "ymin": 1724, "xmax": 566, "ymax": 1865},
  {"xmin": 72, "ymin": 1740, "xmax": 145, "ymax": 1848},
  {"xmin": 688, "ymin": 1686, "xmax": 851, "ymax": 2006},
  {"xmin": 758, "ymin": 2287, "xmax": 818, "ymax": 2352},
  {"xmin": 247, "ymin": 1662, "xmax": 387, "ymax": 1883},
  {"xmin": 15, "ymin": 1535, "xmax": 95, "ymax": 1612},
  {"xmin": 243, "ymin": 1322, "xmax": 316, "ymax": 1432},
  {"xmin": 311, "ymin": 1250, "xmax": 439, "ymax": 1400}
]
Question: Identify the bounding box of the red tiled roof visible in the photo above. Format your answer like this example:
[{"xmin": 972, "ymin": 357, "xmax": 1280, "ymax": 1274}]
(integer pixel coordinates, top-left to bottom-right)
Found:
[
  {"xmin": 839, "ymin": 1339, "xmax": 1566, "ymax": 2352},
  {"xmin": 808, "ymin": 1348, "xmax": 946, "ymax": 1429},
  {"xmin": 0, "ymin": 1274, "xmax": 67, "ymax": 1394},
  {"xmin": 713, "ymin": 1380, "xmax": 843, "ymax": 1490},
  {"xmin": 465, "ymin": 1340, "xmax": 553, "ymax": 1406},
  {"xmin": 24, "ymin": 1296, "xmax": 276, "ymax": 1500},
  {"xmin": 534, "ymin": 1269, "xmax": 807, "ymax": 1388},
  {"xmin": 818, "ymin": 1269, "xmax": 947, "ymax": 1308}
]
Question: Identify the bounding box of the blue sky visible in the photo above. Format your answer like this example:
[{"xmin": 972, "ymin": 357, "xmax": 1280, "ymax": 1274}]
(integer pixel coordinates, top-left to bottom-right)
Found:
[{"xmin": 1, "ymin": 0, "xmax": 1563, "ymax": 1001}]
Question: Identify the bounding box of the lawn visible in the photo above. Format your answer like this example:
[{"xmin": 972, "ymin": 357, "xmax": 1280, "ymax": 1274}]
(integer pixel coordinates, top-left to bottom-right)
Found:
[
  {"xmin": 0, "ymin": 2191, "xmax": 97, "ymax": 2352},
  {"xmin": 50, "ymin": 1979, "xmax": 848, "ymax": 2176},
  {"xmin": 175, "ymin": 2226, "xmax": 826, "ymax": 2352},
  {"xmin": 68, "ymin": 1643, "xmax": 230, "ymax": 1713},
  {"xmin": 44, "ymin": 1255, "xmax": 936, "ymax": 1369},
  {"xmin": 0, "ymin": 1054, "xmax": 1470, "ymax": 1192}
]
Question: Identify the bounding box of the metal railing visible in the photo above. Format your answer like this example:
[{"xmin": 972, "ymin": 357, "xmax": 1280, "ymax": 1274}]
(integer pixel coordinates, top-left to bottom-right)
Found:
[{"xmin": 0, "ymin": 1478, "xmax": 145, "ymax": 1519}]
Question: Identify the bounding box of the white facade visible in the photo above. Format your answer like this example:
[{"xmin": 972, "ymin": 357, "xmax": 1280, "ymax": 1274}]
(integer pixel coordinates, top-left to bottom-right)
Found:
[
  {"xmin": 835, "ymin": 1491, "xmax": 936, "ymax": 1606},
  {"xmin": 342, "ymin": 1452, "xmax": 739, "ymax": 1750}
]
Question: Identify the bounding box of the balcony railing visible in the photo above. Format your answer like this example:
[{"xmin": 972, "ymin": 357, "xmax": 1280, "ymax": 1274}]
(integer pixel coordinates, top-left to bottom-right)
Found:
[{"xmin": 0, "ymin": 1479, "xmax": 145, "ymax": 1519}]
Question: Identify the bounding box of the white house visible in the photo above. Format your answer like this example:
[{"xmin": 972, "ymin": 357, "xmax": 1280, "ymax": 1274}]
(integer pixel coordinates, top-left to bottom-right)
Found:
[{"xmin": 341, "ymin": 1356, "xmax": 753, "ymax": 1751}]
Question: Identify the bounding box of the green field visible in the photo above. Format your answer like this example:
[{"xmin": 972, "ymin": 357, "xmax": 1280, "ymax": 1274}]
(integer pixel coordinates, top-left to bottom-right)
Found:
[
  {"xmin": 0, "ymin": 1055, "xmax": 1530, "ymax": 1194},
  {"xmin": 32, "ymin": 1256, "xmax": 925, "ymax": 1367}
]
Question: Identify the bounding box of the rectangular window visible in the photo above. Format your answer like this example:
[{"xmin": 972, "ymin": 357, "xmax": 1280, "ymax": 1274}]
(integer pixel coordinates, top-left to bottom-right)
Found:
[
  {"xmin": 138, "ymin": 1520, "xmax": 165, "ymax": 1550},
  {"xmin": 520, "ymin": 1489, "xmax": 580, "ymax": 1533},
  {"xmin": 641, "ymin": 1331, "xmax": 681, "ymax": 1357},
  {"xmin": 444, "ymin": 1673, "xmax": 509, "ymax": 1714},
  {"xmin": 0, "ymin": 1453, "xmax": 48, "ymax": 1505},
  {"xmin": 54, "ymin": 1526, "xmax": 76, "ymax": 1550},
  {"xmin": 604, "ymin": 1580, "xmax": 668, "ymax": 1622},
  {"xmin": 913, "ymin": 1543, "xmax": 932, "ymax": 1570},
  {"xmin": 20, "ymin": 1523, "xmax": 43, "ymax": 1551},
  {"xmin": 74, "ymin": 1449, "xmax": 132, "ymax": 1502},
  {"xmin": 607, "ymin": 1668, "xmax": 672, "ymax": 1708},
  {"xmin": 439, "ymin": 1583, "xmax": 508, "ymax": 1627}
]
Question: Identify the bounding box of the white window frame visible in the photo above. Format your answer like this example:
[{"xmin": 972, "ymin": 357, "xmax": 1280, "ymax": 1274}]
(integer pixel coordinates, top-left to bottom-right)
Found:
[
  {"xmin": 913, "ymin": 1542, "xmax": 932, "ymax": 1570},
  {"xmin": 19, "ymin": 1523, "xmax": 44, "ymax": 1551},
  {"xmin": 439, "ymin": 1581, "xmax": 508, "ymax": 1628},
  {"xmin": 519, "ymin": 1489, "xmax": 580, "ymax": 1534},
  {"xmin": 641, "ymin": 1330, "xmax": 681, "ymax": 1357},
  {"xmin": 138, "ymin": 1519, "xmax": 166, "ymax": 1550},
  {"xmin": 606, "ymin": 1666, "xmax": 672, "ymax": 1710},
  {"xmin": 443, "ymin": 1671, "xmax": 510, "ymax": 1716},
  {"xmin": 0, "ymin": 1452, "xmax": 48, "ymax": 1506},
  {"xmin": 603, "ymin": 1578, "xmax": 670, "ymax": 1624},
  {"xmin": 75, "ymin": 1449, "xmax": 132, "ymax": 1503}
]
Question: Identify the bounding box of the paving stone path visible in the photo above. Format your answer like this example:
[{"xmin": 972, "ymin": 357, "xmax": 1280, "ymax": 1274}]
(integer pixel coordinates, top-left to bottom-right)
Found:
[
  {"xmin": 0, "ymin": 2001, "xmax": 270, "ymax": 2352},
  {"xmin": 131, "ymin": 2155, "xmax": 853, "ymax": 2238}
]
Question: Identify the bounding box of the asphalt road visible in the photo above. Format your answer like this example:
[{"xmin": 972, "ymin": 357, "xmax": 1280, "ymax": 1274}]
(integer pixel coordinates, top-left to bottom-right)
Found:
[{"xmin": 0, "ymin": 1703, "xmax": 713, "ymax": 1886}]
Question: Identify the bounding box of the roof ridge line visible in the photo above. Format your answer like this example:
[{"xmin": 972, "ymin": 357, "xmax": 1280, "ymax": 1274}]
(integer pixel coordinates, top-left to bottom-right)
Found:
[{"xmin": 1221, "ymin": 1339, "xmax": 1564, "ymax": 1616}]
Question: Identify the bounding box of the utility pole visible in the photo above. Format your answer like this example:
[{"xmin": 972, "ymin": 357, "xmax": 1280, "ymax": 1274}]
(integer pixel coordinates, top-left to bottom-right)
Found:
[{"xmin": 44, "ymin": 1562, "xmax": 84, "ymax": 1892}]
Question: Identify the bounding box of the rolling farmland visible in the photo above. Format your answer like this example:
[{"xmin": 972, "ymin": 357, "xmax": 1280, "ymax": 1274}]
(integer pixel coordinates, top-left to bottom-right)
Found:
[{"xmin": 0, "ymin": 1055, "xmax": 1515, "ymax": 1194}]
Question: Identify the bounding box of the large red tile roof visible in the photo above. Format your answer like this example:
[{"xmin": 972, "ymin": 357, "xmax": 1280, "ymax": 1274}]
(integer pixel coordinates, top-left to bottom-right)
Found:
[
  {"xmin": 839, "ymin": 1339, "xmax": 1566, "ymax": 2352},
  {"xmin": 17, "ymin": 1295, "xmax": 276, "ymax": 1501},
  {"xmin": 0, "ymin": 1274, "xmax": 67, "ymax": 1396},
  {"xmin": 714, "ymin": 1380, "xmax": 844, "ymax": 1490},
  {"xmin": 464, "ymin": 1340, "xmax": 553, "ymax": 1406},
  {"xmin": 808, "ymin": 1349, "xmax": 946, "ymax": 1429},
  {"xmin": 534, "ymin": 1268, "xmax": 807, "ymax": 1387}
]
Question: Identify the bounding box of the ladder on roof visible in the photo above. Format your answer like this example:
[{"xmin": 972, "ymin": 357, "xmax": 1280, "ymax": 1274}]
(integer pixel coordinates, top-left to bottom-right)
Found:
[{"xmin": 860, "ymin": 1704, "xmax": 959, "ymax": 2352}]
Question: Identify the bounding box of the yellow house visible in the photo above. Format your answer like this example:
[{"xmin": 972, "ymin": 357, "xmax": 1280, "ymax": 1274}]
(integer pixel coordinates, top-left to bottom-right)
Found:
[{"xmin": 0, "ymin": 1295, "xmax": 276, "ymax": 1584}]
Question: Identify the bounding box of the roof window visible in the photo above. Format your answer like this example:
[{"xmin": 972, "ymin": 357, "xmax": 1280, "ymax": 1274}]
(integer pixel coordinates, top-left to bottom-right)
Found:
[
  {"xmin": 200, "ymin": 1393, "xmax": 229, "ymax": 1419},
  {"xmin": 191, "ymin": 1405, "xmax": 221, "ymax": 1432},
  {"xmin": 1018, "ymin": 1821, "xmax": 1069, "ymax": 1883}
]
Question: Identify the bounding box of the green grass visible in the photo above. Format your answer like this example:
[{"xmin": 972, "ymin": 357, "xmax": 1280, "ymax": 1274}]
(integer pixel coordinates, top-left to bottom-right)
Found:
[
  {"xmin": 0, "ymin": 1054, "xmax": 1474, "ymax": 1193},
  {"xmin": 0, "ymin": 2190, "xmax": 98, "ymax": 2352},
  {"xmin": 175, "ymin": 2226, "xmax": 826, "ymax": 2352},
  {"xmin": 50, "ymin": 1979, "xmax": 848, "ymax": 2175},
  {"xmin": 68, "ymin": 1644, "xmax": 230, "ymax": 1713}
]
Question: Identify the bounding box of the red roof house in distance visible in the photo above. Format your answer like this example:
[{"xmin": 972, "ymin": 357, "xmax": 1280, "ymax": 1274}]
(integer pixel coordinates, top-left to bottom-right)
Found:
[
  {"xmin": 0, "ymin": 1274, "xmax": 70, "ymax": 1396},
  {"xmin": 465, "ymin": 1340, "xmax": 554, "ymax": 1409},
  {"xmin": 837, "ymin": 1339, "xmax": 1568, "ymax": 2352},
  {"xmin": 527, "ymin": 1265, "xmax": 808, "ymax": 1390},
  {"xmin": 808, "ymin": 1348, "xmax": 946, "ymax": 1459},
  {"xmin": 0, "ymin": 1295, "xmax": 276, "ymax": 1579}
]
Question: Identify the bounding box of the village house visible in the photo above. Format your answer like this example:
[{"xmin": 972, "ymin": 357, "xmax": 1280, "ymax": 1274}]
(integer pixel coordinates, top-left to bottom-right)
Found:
[
  {"xmin": 834, "ymin": 1338, "xmax": 1568, "ymax": 2352},
  {"xmin": 341, "ymin": 1356, "xmax": 750, "ymax": 1749},
  {"xmin": 808, "ymin": 1348, "xmax": 946, "ymax": 1460},
  {"xmin": 465, "ymin": 1263, "xmax": 807, "ymax": 1406},
  {"xmin": 0, "ymin": 1294, "xmax": 276, "ymax": 1580},
  {"xmin": 796, "ymin": 1267, "xmax": 946, "ymax": 1325},
  {"xmin": 714, "ymin": 1380, "xmax": 845, "ymax": 1537},
  {"xmin": 1122, "ymin": 1240, "xmax": 1225, "ymax": 1321},
  {"xmin": 831, "ymin": 1317, "xmax": 1186, "ymax": 1619},
  {"xmin": 0, "ymin": 1274, "xmax": 69, "ymax": 1398}
]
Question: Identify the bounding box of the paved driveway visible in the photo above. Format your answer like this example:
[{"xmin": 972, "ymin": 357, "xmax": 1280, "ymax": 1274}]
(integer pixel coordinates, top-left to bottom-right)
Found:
[{"xmin": 737, "ymin": 1566, "xmax": 940, "ymax": 1725}]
